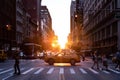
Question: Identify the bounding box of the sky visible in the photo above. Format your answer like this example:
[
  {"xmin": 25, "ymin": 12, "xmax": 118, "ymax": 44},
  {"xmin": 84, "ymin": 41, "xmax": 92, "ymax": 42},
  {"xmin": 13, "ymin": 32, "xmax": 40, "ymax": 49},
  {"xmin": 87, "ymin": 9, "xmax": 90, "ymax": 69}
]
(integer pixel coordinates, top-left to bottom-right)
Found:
[{"xmin": 42, "ymin": 0, "xmax": 71, "ymax": 48}]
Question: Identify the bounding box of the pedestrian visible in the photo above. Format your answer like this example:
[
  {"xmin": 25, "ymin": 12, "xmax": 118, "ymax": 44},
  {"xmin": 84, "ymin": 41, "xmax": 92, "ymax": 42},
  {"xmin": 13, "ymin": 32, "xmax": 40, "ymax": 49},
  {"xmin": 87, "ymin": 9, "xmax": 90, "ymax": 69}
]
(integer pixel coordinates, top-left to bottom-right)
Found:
[
  {"xmin": 13, "ymin": 51, "xmax": 21, "ymax": 75},
  {"xmin": 91, "ymin": 50, "xmax": 99, "ymax": 69},
  {"xmin": 115, "ymin": 50, "xmax": 120, "ymax": 70},
  {"xmin": 102, "ymin": 54, "xmax": 108, "ymax": 70}
]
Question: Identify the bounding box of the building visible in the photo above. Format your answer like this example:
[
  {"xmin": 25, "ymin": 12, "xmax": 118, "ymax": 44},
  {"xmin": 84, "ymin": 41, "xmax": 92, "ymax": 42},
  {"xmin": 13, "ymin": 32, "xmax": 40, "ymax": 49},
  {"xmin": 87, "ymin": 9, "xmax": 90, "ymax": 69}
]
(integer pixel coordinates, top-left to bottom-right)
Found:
[
  {"xmin": 70, "ymin": 0, "xmax": 76, "ymax": 45},
  {"xmin": 0, "ymin": 0, "xmax": 16, "ymax": 51},
  {"xmin": 41, "ymin": 6, "xmax": 54, "ymax": 50},
  {"xmin": 83, "ymin": 0, "xmax": 120, "ymax": 53},
  {"xmin": 23, "ymin": 0, "xmax": 42, "ymax": 45},
  {"xmin": 16, "ymin": 0, "xmax": 26, "ymax": 49},
  {"xmin": 0, "ymin": 0, "xmax": 43, "ymax": 57},
  {"xmin": 70, "ymin": 0, "xmax": 84, "ymax": 51}
]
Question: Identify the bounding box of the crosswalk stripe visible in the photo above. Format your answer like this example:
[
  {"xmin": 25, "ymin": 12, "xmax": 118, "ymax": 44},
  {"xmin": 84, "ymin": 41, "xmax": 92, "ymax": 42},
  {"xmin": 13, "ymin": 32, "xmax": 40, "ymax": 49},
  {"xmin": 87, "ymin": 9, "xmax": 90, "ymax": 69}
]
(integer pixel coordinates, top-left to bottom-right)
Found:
[
  {"xmin": 2, "ymin": 74, "xmax": 13, "ymax": 80},
  {"xmin": 2, "ymin": 68, "xmax": 25, "ymax": 80},
  {"xmin": 0, "ymin": 69, "xmax": 3, "ymax": 71},
  {"xmin": 47, "ymin": 68, "xmax": 54, "ymax": 74},
  {"xmin": 109, "ymin": 68, "xmax": 120, "ymax": 74},
  {"xmin": 22, "ymin": 68, "xmax": 34, "ymax": 74},
  {"xmin": 102, "ymin": 70, "xmax": 110, "ymax": 74},
  {"xmin": 34, "ymin": 68, "xmax": 44, "ymax": 74},
  {"xmin": 79, "ymin": 68, "xmax": 87, "ymax": 74},
  {"xmin": 0, "ymin": 68, "xmax": 13, "ymax": 75},
  {"xmin": 31, "ymin": 60, "xmax": 35, "ymax": 62},
  {"xmin": 89, "ymin": 68, "xmax": 99, "ymax": 74},
  {"xmin": 59, "ymin": 68, "xmax": 64, "ymax": 74},
  {"xmin": 9, "ymin": 68, "xmax": 25, "ymax": 75},
  {"xmin": 2, "ymin": 67, "xmax": 120, "ymax": 75},
  {"xmin": 70, "ymin": 68, "xmax": 75, "ymax": 74}
]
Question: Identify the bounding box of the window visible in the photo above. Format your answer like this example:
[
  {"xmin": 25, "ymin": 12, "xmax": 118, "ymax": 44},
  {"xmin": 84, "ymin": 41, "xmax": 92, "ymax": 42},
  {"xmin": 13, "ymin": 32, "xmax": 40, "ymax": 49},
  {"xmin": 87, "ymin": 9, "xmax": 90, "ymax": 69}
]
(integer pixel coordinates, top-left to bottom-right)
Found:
[
  {"xmin": 102, "ymin": 28, "xmax": 105, "ymax": 38},
  {"xmin": 112, "ymin": 22, "xmax": 117, "ymax": 35},
  {"xmin": 106, "ymin": 26, "xmax": 110, "ymax": 37}
]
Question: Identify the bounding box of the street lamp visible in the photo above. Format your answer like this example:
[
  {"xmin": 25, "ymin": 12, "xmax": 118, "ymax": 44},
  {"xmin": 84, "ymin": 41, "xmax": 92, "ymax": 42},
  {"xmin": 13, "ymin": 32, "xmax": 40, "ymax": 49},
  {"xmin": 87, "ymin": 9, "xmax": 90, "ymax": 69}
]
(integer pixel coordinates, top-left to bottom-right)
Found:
[
  {"xmin": 74, "ymin": 12, "xmax": 78, "ymax": 22},
  {"xmin": 6, "ymin": 24, "xmax": 11, "ymax": 31}
]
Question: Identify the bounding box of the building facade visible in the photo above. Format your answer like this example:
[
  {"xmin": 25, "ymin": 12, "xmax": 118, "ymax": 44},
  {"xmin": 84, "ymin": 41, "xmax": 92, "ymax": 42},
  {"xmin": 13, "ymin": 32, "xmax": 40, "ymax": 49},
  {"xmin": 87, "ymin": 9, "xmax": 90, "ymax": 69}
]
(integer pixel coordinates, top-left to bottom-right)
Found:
[
  {"xmin": 83, "ymin": 0, "xmax": 120, "ymax": 53},
  {"xmin": 41, "ymin": 6, "xmax": 54, "ymax": 50},
  {"xmin": 0, "ymin": 0, "xmax": 42, "ymax": 53},
  {"xmin": 0, "ymin": 0, "xmax": 16, "ymax": 51},
  {"xmin": 70, "ymin": 0, "xmax": 84, "ymax": 51},
  {"xmin": 16, "ymin": 0, "xmax": 26, "ymax": 49},
  {"xmin": 23, "ymin": 0, "xmax": 42, "ymax": 45}
]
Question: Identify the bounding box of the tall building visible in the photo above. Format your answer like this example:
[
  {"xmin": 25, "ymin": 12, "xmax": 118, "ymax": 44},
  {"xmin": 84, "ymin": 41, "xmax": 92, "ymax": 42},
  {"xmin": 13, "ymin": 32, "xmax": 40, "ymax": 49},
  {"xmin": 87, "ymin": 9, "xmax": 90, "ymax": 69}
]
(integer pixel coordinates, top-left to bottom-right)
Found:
[
  {"xmin": 70, "ymin": 0, "xmax": 84, "ymax": 51},
  {"xmin": 41, "ymin": 6, "xmax": 54, "ymax": 50},
  {"xmin": 22, "ymin": 0, "xmax": 42, "ymax": 44},
  {"xmin": 0, "ymin": 0, "xmax": 16, "ymax": 51},
  {"xmin": 70, "ymin": 0, "xmax": 76, "ymax": 44},
  {"xmin": 16, "ymin": 0, "xmax": 26, "ymax": 49},
  {"xmin": 23, "ymin": 0, "xmax": 42, "ymax": 28},
  {"xmin": 83, "ymin": 0, "xmax": 120, "ymax": 53}
]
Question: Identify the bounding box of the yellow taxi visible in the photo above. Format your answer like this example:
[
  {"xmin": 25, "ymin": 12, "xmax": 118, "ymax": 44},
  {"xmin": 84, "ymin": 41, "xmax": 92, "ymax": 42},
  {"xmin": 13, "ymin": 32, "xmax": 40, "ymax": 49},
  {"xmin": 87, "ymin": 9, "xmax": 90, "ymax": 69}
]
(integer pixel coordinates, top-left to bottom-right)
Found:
[
  {"xmin": 44, "ymin": 52, "xmax": 80, "ymax": 66},
  {"xmin": 0, "ymin": 50, "xmax": 7, "ymax": 62}
]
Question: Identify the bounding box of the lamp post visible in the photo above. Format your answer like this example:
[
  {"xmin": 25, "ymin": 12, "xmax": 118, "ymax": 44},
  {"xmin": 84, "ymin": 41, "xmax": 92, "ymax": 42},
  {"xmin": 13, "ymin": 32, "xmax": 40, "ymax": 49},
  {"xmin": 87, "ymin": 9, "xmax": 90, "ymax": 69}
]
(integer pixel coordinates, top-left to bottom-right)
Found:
[{"xmin": 2, "ymin": 24, "xmax": 12, "ymax": 52}]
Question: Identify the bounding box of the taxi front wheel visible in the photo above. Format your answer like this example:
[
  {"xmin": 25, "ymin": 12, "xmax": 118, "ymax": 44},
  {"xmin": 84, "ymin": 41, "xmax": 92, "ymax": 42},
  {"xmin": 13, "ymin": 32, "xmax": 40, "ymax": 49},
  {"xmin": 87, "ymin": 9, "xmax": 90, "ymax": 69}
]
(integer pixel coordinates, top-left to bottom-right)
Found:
[
  {"xmin": 70, "ymin": 59, "xmax": 76, "ymax": 66},
  {"xmin": 48, "ymin": 59, "xmax": 54, "ymax": 65}
]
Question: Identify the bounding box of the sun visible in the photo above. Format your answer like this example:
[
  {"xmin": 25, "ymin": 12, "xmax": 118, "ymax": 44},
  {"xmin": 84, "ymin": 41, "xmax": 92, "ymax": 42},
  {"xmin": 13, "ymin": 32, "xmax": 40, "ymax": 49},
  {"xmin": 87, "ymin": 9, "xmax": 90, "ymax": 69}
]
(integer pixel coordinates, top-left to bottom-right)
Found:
[{"xmin": 58, "ymin": 36, "xmax": 67, "ymax": 49}]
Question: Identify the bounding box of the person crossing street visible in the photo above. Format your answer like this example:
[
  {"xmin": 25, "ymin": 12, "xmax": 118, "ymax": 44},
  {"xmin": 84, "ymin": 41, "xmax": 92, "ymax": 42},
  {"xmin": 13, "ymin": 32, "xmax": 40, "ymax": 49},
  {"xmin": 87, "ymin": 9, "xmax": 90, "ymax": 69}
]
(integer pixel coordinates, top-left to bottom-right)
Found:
[{"xmin": 13, "ymin": 51, "xmax": 21, "ymax": 75}]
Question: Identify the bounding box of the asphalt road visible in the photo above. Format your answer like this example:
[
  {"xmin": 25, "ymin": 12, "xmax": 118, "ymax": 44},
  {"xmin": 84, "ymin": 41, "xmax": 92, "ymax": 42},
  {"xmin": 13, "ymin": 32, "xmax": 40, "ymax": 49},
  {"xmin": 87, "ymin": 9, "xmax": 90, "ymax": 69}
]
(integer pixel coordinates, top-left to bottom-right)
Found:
[{"xmin": 0, "ymin": 58, "xmax": 120, "ymax": 80}]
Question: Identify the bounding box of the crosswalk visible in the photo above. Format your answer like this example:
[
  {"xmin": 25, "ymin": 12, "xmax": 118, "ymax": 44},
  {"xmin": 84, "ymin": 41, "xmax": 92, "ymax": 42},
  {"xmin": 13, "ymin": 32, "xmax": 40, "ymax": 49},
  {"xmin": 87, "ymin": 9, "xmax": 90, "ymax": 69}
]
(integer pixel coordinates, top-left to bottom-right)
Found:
[{"xmin": 0, "ymin": 67, "xmax": 120, "ymax": 75}]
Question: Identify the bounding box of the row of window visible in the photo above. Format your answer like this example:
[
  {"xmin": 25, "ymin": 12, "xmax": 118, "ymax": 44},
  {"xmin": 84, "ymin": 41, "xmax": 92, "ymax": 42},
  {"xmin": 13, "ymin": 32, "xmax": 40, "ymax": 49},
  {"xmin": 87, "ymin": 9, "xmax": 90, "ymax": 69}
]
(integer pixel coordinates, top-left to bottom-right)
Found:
[
  {"xmin": 92, "ymin": 36, "xmax": 117, "ymax": 48},
  {"xmin": 89, "ymin": 22, "xmax": 117, "ymax": 43},
  {"xmin": 83, "ymin": 0, "xmax": 116, "ymax": 29},
  {"xmin": 85, "ymin": 0, "xmax": 116, "ymax": 34}
]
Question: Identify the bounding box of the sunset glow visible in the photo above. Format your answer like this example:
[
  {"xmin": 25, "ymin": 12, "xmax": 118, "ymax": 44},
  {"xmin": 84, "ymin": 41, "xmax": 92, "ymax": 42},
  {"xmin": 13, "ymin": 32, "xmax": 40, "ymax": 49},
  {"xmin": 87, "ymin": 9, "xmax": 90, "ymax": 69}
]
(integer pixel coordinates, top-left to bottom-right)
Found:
[
  {"xmin": 58, "ymin": 36, "xmax": 67, "ymax": 49},
  {"xmin": 42, "ymin": 0, "xmax": 71, "ymax": 49}
]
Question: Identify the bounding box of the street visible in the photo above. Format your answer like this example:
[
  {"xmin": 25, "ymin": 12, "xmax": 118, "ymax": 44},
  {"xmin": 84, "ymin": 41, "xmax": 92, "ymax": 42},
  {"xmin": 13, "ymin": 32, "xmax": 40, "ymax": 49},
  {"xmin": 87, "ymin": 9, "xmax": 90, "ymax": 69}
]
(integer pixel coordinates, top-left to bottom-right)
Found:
[{"xmin": 0, "ymin": 58, "xmax": 120, "ymax": 80}]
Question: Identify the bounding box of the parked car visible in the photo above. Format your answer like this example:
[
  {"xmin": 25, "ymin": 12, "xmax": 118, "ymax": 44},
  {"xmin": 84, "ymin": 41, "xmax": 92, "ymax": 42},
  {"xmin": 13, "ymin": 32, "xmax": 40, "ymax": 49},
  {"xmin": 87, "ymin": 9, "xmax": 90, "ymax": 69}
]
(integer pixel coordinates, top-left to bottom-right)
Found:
[
  {"xmin": 0, "ymin": 50, "xmax": 7, "ymax": 62},
  {"xmin": 44, "ymin": 52, "xmax": 80, "ymax": 66}
]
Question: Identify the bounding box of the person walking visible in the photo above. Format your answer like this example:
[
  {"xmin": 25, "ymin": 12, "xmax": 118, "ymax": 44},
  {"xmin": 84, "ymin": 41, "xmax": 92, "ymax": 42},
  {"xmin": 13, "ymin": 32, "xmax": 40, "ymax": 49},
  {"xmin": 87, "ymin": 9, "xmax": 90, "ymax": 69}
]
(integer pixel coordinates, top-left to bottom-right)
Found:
[
  {"xmin": 13, "ymin": 51, "xmax": 21, "ymax": 75},
  {"xmin": 91, "ymin": 50, "xmax": 100, "ymax": 69},
  {"xmin": 102, "ymin": 54, "xmax": 108, "ymax": 70},
  {"xmin": 115, "ymin": 50, "xmax": 120, "ymax": 70}
]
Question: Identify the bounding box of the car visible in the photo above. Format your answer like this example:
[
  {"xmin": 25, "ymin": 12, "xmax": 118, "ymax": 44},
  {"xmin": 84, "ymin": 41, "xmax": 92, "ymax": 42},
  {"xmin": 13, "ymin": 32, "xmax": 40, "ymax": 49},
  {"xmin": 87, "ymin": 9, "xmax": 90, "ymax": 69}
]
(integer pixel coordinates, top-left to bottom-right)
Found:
[
  {"xmin": 44, "ymin": 52, "xmax": 80, "ymax": 66},
  {"xmin": 0, "ymin": 50, "xmax": 7, "ymax": 62}
]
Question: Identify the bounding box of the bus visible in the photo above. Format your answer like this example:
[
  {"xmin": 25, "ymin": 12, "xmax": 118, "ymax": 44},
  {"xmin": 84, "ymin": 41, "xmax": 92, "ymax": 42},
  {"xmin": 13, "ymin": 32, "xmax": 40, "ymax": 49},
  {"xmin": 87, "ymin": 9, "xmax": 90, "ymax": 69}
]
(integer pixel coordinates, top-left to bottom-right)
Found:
[{"xmin": 22, "ymin": 43, "xmax": 41, "ymax": 59}]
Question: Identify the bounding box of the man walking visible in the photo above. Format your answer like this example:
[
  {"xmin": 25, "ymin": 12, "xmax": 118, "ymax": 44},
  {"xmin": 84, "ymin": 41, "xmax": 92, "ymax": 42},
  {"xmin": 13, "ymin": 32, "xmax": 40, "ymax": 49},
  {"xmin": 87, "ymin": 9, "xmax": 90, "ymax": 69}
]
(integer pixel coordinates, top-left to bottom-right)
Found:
[
  {"xmin": 91, "ymin": 50, "xmax": 100, "ymax": 69},
  {"xmin": 13, "ymin": 51, "xmax": 21, "ymax": 75},
  {"xmin": 115, "ymin": 50, "xmax": 120, "ymax": 70}
]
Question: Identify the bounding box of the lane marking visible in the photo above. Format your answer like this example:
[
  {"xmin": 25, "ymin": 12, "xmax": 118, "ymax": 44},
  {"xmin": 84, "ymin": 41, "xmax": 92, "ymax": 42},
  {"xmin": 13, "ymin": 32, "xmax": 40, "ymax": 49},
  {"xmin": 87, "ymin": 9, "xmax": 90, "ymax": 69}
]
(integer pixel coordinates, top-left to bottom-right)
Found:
[
  {"xmin": 22, "ymin": 68, "xmax": 34, "ymax": 74},
  {"xmin": 47, "ymin": 68, "xmax": 54, "ymax": 74},
  {"xmin": 109, "ymin": 68, "xmax": 120, "ymax": 74},
  {"xmin": 89, "ymin": 68, "xmax": 99, "ymax": 74},
  {"xmin": 34, "ymin": 68, "xmax": 44, "ymax": 74},
  {"xmin": 0, "ymin": 68, "xmax": 13, "ymax": 75},
  {"xmin": 70, "ymin": 68, "xmax": 75, "ymax": 74},
  {"xmin": 59, "ymin": 68, "xmax": 64, "ymax": 74},
  {"xmin": 59, "ymin": 74, "xmax": 65, "ymax": 80},
  {"xmin": 79, "ymin": 68, "xmax": 87, "ymax": 74}
]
